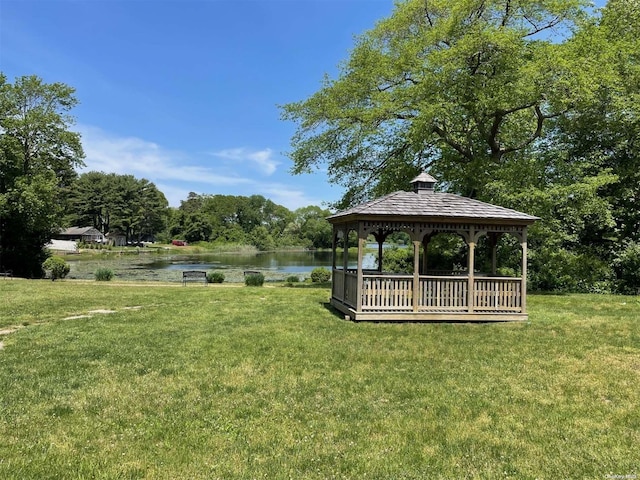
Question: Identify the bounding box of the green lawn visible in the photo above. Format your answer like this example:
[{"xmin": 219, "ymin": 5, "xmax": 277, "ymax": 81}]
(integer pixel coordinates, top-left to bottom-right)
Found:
[{"xmin": 0, "ymin": 280, "xmax": 639, "ymax": 479}]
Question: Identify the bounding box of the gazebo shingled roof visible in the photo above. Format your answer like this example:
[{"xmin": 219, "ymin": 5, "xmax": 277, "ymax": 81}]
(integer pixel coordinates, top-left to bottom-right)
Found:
[{"xmin": 328, "ymin": 191, "xmax": 538, "ymax": 224}]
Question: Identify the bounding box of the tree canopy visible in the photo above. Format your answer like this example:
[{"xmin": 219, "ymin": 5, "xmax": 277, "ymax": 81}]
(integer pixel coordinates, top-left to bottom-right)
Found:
[
  {"xmin": 67, "ymin": 172, "xmax": 169, "ymax": 243},
  {"xmin": 282, "ymin": 0, "xmax": 640, "ymax": 293},
  {"xmin": 283, "ymin": 0, "xmax": 599, "ymax": 203},
  {"xmin": 167, "ymin": 194, "xmax": 333, "ymax": 250},
  {"xmin": 0, "ymin": 74, "xmax": 84, "ymax": 276}
]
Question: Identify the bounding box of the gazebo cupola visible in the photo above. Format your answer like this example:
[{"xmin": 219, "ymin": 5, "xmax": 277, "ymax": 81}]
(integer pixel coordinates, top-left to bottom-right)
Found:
[
  {"xmin": 327, "ymin": 173, "xmax": 539, "ymax": 322},
  {"xmin": 411, "ymin": 172, "xmax": 437, "ymax": 194}
]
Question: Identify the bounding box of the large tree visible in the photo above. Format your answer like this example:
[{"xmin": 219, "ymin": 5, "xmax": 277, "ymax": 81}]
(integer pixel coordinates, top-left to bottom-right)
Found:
[
  {"xmin": 282, "ymin": 0, "xmax": 640, "ymax": 293},
  {"xmin": 282, "ymin": 0, "xmax": 594, "ymax": 205},
  {"xmin": 0, "ymin": 75, "xmax": 84, "ymax": 277},
  {"xmin": 486, "ymin": 0, "xmax": 640, "ymax": 292},
  {"xmin": 68, "ymin": 172, "xmax": 168, "ymax": 243}
]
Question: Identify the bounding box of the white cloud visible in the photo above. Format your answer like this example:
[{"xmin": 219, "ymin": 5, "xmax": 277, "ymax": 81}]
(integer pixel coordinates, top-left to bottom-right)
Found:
[
  {"xmin": 75, "ymin": 125, "xmax": 330, "ymax": 209},
  {"xmin": 211, "ymin": 147, "xmax": 279, "ymax": 175},
  {"xmin": 78, "ymin": 125, "xmax": 253, "ymax": 187},
  {"xmin": 154, "ymin": 182, "xmax": 193, "ymax": 208},
  {"xmin": 259, "ymin": 184, "xmax": 329, "ymax": 211}
]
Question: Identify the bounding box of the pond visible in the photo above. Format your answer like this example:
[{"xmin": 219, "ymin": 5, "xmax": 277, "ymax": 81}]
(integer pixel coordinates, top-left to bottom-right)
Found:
[{"xmin": 65, "ymin": 250, "xmax": 377, "ymax": 283}]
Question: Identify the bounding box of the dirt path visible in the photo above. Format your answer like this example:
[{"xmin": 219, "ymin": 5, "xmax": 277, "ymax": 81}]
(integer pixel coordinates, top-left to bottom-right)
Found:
[{"xmin": 0, "ymin": 306, "xmax": 146, "ymax": 350}]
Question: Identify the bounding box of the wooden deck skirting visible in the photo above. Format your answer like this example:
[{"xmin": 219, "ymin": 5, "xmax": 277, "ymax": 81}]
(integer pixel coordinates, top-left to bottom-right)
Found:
[{"xmin": 331, "ymin": 269, "xmax": 526, "ymax": 321}]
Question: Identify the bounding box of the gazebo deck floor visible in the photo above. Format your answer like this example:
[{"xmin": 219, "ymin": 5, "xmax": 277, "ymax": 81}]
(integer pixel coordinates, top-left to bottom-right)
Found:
[{"xmin": 330, "ymin": 298, "xmax": 528, "ymax": 322}]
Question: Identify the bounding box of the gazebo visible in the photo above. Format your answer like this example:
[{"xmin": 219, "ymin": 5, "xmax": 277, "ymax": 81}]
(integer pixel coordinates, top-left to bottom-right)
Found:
[{"xmin": 327, "ymin": 173, "xmax": 538, "ymax": 322}]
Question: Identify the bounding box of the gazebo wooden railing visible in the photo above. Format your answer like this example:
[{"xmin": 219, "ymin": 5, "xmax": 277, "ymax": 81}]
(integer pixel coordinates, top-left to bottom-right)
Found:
[{"xmin": 332, "ymin": 270, "xmax": 523, "ymax": 318}]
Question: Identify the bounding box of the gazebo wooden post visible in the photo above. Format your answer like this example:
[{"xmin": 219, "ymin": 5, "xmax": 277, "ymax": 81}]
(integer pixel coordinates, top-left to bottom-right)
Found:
[
  {"xmin": 331, "ymin": 229, "xmax": 337, "ymax": 271},
  {"xmin": 341, "ymin": 226, "xmax": 349, "ymax": 303},
  {"xmin": 489, "ymin": 233, "xmax": 501, "ymax": 276},
  {"xmin": 467, "ymin": 228, "xmax": 476, "ymax": 313},
  {"xmin": 412, "ymin": 239, "xmax": 421, "ymax": 312},
  {"xmin": 372, "ymin": 229, "xmax": 388, "ymax": 273},
  {"xmin": 422, "ymin": 235, "xmax": 431, "ymax": 275},
  {"xmin": 357, "ymin": 224, "xmax": 366, "ymax": 312},
  {"xmin": 521, "ymin": 229, "xmax": 528, "ymax": 314}
]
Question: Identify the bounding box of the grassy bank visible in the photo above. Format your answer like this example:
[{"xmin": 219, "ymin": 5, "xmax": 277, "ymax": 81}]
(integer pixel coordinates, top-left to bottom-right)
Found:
[{"xmin": 0, "ymin": 280, "xmax": 639, "ymax": 478}]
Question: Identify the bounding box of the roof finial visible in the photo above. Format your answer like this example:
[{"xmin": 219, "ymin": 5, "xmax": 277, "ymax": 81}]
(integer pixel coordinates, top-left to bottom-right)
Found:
[{"xmin": 410, "ymin": 172, "xmax": 437, "ymax": 194}]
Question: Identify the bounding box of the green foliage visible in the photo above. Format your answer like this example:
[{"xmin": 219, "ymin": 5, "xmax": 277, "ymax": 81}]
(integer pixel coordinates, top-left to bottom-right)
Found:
[
  {"xmin": 94, "ymin": 267, "xmax": 114, "ymax": 281},
  {"xmin": 250, "ymin": 225, "xmax": 275, "ymax": 251},
  {"xmin": 528, "ymin": 247, "xmax": 613, "ymax": 293},
  {"xmin": 380, "ymin": 246, "xmax": 413, "ymax": 274},
  {"xmin": 42, "ymin": 256, "xmax": 70, "ymax": 281},
  {"xmin": 166, "ymin": 193, "xmax": 332, "ymax": 250},
  {"xmin": 206, "ymin": 271, "xmax": 225, "ymax": 284},
  {"xmin": 244, "ymin": 272, "xmax": 265, "ymax": 287},
  {"xmin": 0, "ymin": 75, "xmax": 84, "ymax": 277},
  {"xmin": 613, "ymin": 241, "xmax": 640, "ymax": 295},
  {"xmin": 285, "ymin": 275, "xmax": 300, "ymax": 283},
  {"xmin": 310, "ymin": 267, "xmax": 331, "ymax": 283},
  {"xmin": 282, "ymin": 0, "xmax": 592, "ymax": 206},
  {"xmin": 425, "ymin": 235, "xmax": 467, "ymax": 273},
  {"xmin": 67, "ymin": 172, "xmax": 168, "ymax": 244},
  {"xmin": 286, "ymin": 206, "xmax": 333, "ymax": 249}
]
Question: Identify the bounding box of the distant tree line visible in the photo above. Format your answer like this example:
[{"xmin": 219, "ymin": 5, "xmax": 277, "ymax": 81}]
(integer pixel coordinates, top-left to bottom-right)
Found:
[
  {"xmin": 66, "ymin": 171, "xmax": 168, "ymax": 244},
  {"xmin": 165, "ymin": 193, "xmax": 333, "ymax": 250},
  {"xmin": 65, "ymin": 174, "xmax": 334, "ymax": 251}
]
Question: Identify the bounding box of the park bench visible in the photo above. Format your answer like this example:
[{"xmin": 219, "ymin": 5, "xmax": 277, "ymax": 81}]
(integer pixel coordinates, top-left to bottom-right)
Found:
[
  {"xmin": 182, "ymin": 270, "xmax": 207, "ymax": 286},
  {"xmin": 243, "ymin": 270, "xmax": 261, "ymax": 277},
  {"xmin": 0, "ymin": 270, "xmax": 13, "ymax": 279}
]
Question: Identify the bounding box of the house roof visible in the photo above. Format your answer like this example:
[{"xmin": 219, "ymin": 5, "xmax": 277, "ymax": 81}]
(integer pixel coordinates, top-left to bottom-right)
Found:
[
  {"xmin": 327, "ymin": 190, "xmax": 539, "ymax": 225},
  {"xmin": 59, "ymin": 226, "xmax": 102, "ymax": 235}
]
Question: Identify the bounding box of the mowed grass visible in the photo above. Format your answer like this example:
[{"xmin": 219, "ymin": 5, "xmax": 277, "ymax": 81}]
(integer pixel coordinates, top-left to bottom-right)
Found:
[{"xmin": 0, "ymin": 280, "xmax": 639, "ymax": 479}]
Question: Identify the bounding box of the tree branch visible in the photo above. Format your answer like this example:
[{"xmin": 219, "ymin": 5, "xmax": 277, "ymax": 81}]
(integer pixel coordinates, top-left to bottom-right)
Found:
[
  {"xmin": 501, "ymin": 0, "xmax": 512, "ymax": 27},
  {"xmin": 432, "ymin": 124, "xmax": 474, "ymax": 161},
  {"xmin": 522, "ymin": 15, "xmax": 563, "ymax": 38},
  {"xmin": 500, "ymin": 105, "xmax": 565, "ymax": 155},
  {"xmin": 424, "ymin": 0, "xmax": 434, "ymax": 27}
]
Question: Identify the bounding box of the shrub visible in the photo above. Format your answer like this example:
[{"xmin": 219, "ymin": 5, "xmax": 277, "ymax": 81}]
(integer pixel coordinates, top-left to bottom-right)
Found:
[
  {"xmin": 207, "ymin": 271, "xmax": 225, "ymax": 284},
  {"xmin": 310, "ymin": 267, "xmax": 331, "ymax": 283},
  {"xmin": 95, "ymin": 267, "xmax": 114, "ymax": 281},
  {"xmin": 42, "ymin": 256, "xmax": 70, "ymax": 281},
  {"xmin": 381, "ymin": 246, "xmax": 414, "ymax": 273},
  {"xmin": 529, "ymin": 247, "xmax": 613, "ymax": 293},
  {"xmin": 245, "ymin": 273, "xmax": 265, "ymax": 287},
  {"xmin": 495, "ymin": 267, "xmax": 517, "ymax": 277},
  {"xmin": 285, "ymin": 275, "xmax": 300, "ymax": 283},
  {"xmin": 613, "ymin": 241, "xmax": 640, "ymax": 295}
]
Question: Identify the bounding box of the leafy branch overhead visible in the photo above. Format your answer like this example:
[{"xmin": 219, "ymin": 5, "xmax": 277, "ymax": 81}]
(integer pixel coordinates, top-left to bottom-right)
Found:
[
  {"xmin": 282, "ymin": 0, "xmax": 604, "ymax": 203},
  {"xmin": 282, "ymin": 0, "xmax": 640, "ymax": 294}
]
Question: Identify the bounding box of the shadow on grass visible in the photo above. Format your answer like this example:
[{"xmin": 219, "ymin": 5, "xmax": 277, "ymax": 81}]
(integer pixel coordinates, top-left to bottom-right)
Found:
[{"xmin": 322, "ymin": 302, "xmax": 348, "ymax": 321}]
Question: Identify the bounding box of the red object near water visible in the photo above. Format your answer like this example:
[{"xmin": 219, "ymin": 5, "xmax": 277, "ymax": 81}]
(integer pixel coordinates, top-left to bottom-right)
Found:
[{"xmin": 171, "ymin": 240, "xmax": 187, "ymax": 246}]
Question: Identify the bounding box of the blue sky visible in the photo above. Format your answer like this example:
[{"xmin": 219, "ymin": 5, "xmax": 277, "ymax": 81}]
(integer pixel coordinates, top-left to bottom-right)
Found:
[{"xmin": 1, "ymin": 0, "xmax": 395, "ymax": 210}]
